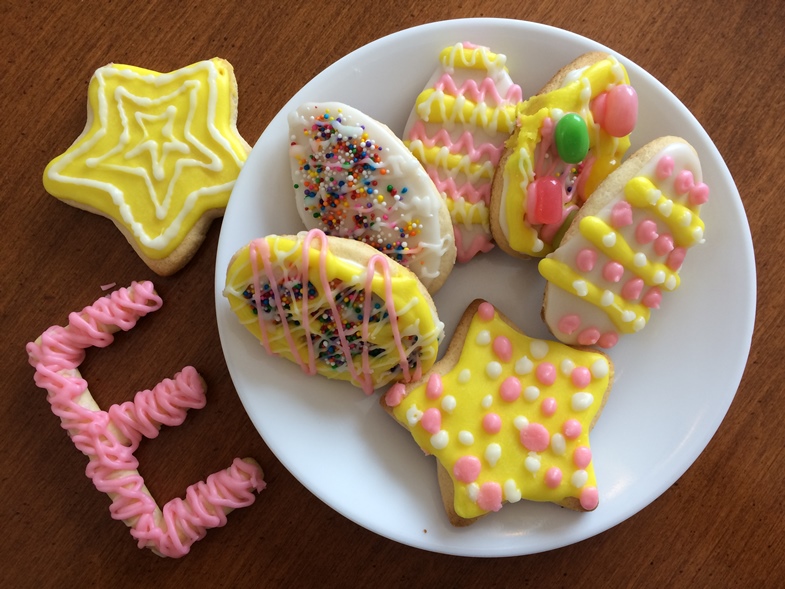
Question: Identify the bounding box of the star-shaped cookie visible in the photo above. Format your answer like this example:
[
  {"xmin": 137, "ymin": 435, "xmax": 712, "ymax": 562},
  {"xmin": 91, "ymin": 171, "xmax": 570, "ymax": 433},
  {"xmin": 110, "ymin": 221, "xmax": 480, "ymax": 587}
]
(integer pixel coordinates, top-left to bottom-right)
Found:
[
  {"xmin": 382, "ymin": 299, "xmax": 613, "ymax": 525},
  {"xmin": 43, "ymin": 58, "xmax": 251, "ymax": 275}
]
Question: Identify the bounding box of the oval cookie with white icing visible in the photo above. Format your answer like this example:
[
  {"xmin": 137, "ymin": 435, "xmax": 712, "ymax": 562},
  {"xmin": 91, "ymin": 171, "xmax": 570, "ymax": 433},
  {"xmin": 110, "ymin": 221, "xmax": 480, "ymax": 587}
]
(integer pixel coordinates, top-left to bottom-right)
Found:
[
  {"xmin": 490, "ymin": 52, "xmax": 638, "ymax": 259},
  {"xmin": 288, "ymin": 102, "xmax": 455, "ymax": 293},
  {"xmin": 224, "ymin": 229, "xmax": 444, "ymax": 394},
  {"xmin": 539, "ymin": 136, "xmax": 708, "ymax": 348}
]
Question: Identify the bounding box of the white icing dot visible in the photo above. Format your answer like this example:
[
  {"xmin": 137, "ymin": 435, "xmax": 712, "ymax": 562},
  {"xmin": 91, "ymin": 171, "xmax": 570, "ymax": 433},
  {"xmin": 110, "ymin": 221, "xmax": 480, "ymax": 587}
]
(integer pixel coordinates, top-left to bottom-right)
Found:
[
  {"xmin": 600, "ymin": 290, "xmax": 614, "ymax": 307},
  {"xmin": 485, "ymin": 443, "xmax": 502, "ymax": 467},
  {"xmin": 406, "ymin": 405, "xmax": 423, "ymax": 426},
  {"xmin": 591, "ymin": 358, "xmax": 609, "ymax": 379},
  {"xmin": 523, "ymin": 386, "xmax": 540, "ymax": 402},
  {"xmin": 571, "ymin": 392, "xmax": 594, "ymax": 411},
  {"xmin": 621, "ymin": 310, "xmax": 636, "ymax": 322},
  {"xmin": 458, "ymin": 430, "xmax": 474, "ymax": 446},
  {"xmin": 693, "ymin": 226, "xmax": 705, "ymax": 243},
  {"xmin": 647, "ymin": 188, "xmax": 661, "ymax": 205},
  {"xmin": 633, "ymin": 317, "xmax": 647, "ymax": 332},
  {"xmin": 530, "ymin": 340, "xmax": 549, "ymax": 360},
  {"xmin": 458, "ymin": 369, "xmax": 471, "ymax": 383},
  {"xmin": 481, "ymin": 394, "xmax": 493, "ymax": 409},
  {"xmin": 665, "ymin": 275, "xmax": 677, "ymax": 291},
  {"xmin": 602, "ymin": 232, "xmax": 617, "ymax": 247},
  {"xmin": 658, "ymin": 200, "xmax": 673, "ymax": 217},
  {"xmin": 476, "ymin": 330, "xmax": 491, "ymax": 345},
  {"xmin": 573, "ymin": 280, "xmax": 589, "ymax": 297},
  {"xmin": 633, "ymin": 252, "xmax": 647, "ymax": 267},
  {"xmin": 653, "ymin": 270, "xmax": 666, "ymax": 285},
  {"xmin": 571, "ymin": 469, "xmax": 589, "ymax": 488},
  {"xmin": 514, "ymin": 416, "xmax": 529, "ymax": 430},
  {"xmin": 551, "ymin": 433, "xmax": 566, "ymax": 456},
  {"xmin": 467, "ymin": 483, "xmax": 479, "ymax": 501},
  {"xmin": 515, "ymin": 356, "xmax": 534, "ymax": 375},
  {"xmin": 504, "ymin": 479, "xmax": 522, "ymax": 503},
  {"xmin": 430, "ymin": 430, "xmax": 449, "ymax": 450},
  {"xmin": 524, "ymin": 453, "xmax": 541, "ymax": 473},
  {"xmin": 560, "ymin": 359, "xmax": 575, "ymax": 376},
  {"xmin": 680, "ymin": 210, "xmax": 692, "ymax": 227},
  {"xmin": 486, "ymin": 361, "xmax": 502, "ymax": 379},
  {"xmin": 532, "ymin": 239, "xmax": 544, "ymax": 253},
  {"xmin": 441, "ymin": 395, "xmax": 456, "ymax": 413}
]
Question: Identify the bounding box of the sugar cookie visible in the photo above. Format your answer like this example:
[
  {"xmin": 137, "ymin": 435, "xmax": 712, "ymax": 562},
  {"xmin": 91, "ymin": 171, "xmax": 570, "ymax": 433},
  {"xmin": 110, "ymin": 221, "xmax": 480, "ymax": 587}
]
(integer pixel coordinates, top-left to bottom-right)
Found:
[
  {"xmin": 223, "ymin": 229, "xmax": 444, "ymax": 394},
  {"xmin": 539, "ymin": 137, "xmax": 708, "ymax": 348},
  {"xmin": 43, "ymin": 58, "xmax": 251, "ymax": 275},
  {"xmin": 288, "ymin": 102, "xmax": 455, "ymax": 292}
]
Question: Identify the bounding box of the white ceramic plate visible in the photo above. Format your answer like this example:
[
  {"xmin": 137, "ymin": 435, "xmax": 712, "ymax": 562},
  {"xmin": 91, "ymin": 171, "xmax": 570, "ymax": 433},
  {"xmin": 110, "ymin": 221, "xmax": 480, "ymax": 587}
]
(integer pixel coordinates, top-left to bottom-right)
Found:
[{"xmin": 214, "ymin": 18, "xmax": 755, "ymax": 556}]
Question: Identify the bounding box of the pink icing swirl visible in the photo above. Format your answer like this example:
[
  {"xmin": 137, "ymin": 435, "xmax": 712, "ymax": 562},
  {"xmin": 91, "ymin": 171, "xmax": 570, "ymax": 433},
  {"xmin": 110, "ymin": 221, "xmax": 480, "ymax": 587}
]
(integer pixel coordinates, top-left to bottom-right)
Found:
[{"xmin": 26, "ymin": 282, "xmax": 265, "ymax": 558}]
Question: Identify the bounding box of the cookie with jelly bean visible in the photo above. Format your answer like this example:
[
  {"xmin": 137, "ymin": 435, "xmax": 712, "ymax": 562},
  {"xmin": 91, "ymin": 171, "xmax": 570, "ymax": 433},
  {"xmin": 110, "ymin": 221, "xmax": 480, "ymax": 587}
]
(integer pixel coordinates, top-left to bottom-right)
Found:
[
  {"xmin": 539, "ymin": 136, "xmax": 708, "ymax": 348},
  {"xmin": 490, "ymin": 52, "xmax": 638, "ymax": 259},
  {"xmin": 381, "ymin": 299, "xmax": 613, "ymax": 526}
]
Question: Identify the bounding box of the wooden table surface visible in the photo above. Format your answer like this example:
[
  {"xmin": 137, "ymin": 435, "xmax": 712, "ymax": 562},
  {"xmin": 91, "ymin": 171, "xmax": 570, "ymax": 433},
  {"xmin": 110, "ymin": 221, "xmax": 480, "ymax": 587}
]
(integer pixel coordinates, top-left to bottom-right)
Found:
[{"xmin": 2, "ymin": 1, "xmax": 780, "ymax": 586}]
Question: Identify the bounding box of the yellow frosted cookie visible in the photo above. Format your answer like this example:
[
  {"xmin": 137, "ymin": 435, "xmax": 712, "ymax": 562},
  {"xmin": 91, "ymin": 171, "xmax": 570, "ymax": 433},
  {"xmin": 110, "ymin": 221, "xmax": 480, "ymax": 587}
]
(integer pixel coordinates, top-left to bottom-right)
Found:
[
  {"xmin": 223, "ymin": 229, "xmax": 444, "ymax": 394},
  {"xmin": 381, "ymin": 299, "xmax": 613, "ymax": 525},
  {"xmin": 43, "ymin": 58, "xmax": 251, "ymax": 275},
  {"xmin": 490, "ymin": 53, "xmax": 638, "ymax": 259}
]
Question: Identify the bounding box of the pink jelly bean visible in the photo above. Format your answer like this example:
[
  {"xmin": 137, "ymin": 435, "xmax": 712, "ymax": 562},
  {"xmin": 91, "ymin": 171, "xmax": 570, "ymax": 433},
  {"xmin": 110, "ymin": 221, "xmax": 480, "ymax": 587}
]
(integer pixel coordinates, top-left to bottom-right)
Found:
[
  {"xmin": 604, "ymin": 84, "xmax": 638, "ymax": 137},
  {"xmin": 527, "ymin": 176, "xmax": 563, "ymax": 225}
]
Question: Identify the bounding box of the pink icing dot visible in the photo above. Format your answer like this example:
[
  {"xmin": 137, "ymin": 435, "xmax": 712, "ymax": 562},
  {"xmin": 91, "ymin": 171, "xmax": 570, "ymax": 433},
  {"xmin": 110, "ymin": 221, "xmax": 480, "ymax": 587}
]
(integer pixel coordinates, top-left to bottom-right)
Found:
[
  {"xmin": 541, "ymin": 397, "xmax": 557, "ymax": 417},
  {"xmin": 570, "ymin": 366, "xmax": 591, "ymax": 388},
  {"xmin": 478, "ymin": 301, "xmax": 495, "ymax": 321},
  {"xmin": 621, "ymin": 277, "xmax": 644, "ymax": 301},
  {"xmin": 667, "ymin": 247, "xmax": 687, "ymax": 271},
  {"xmin": 563, "ymin": 419, "xmax": 582, "ymax": 439},
  {"xmin": 558, "ymin": 314, "xmax": 581, "ymax": 335},
  {"xmin": 573, "ymin": 446, "xmax": 592, "ymax": 469},
  {"xmin": 603, "ymin": 84, "xmax": 638, "ymax": 137},
  {"xmin": 689, "ymin": 182, "xmax": 709, "ymax": 206},
  {"xmin": 603, "ymin": 261, "xmax": 624, "ymax": 283},
  {"xmin": 477, "ymin": 482, "xmax": 503, "ymax": 512},
  {"xmin": 675, "ymin": 170, "xmax": 695, "ymax": 194},
  {"xmin": 575, "ymin": 248, "xmax": 597, "ymax": 272},
  {"xmin": 635, "ymin": 219, "xmax": 659, "ymax": 244},
  {"xmin": 597, "ymin": 331, "xmax": 619, "ymax": 348},
  {"xmin": 610, "ymin": 201, "xmax": 633, "ymax": 228},
  {"xmin": 499, "ymin": 376, "xmax": 521, "ymax": 402},
  {"xmin": 642, "ymin": 287, "xmax": 662, "ymax": 309},
  {"xmin": 425, "ymin": 373, "xmax": 443, "ymax": 399},
  {"xmin": 654, "ymin": 233, "xmax": 675, "ymax": 257},
  {"xmin": 385, "ymin": 383, "xmax": 406, "ymax": 407},
  {"xmin": 577, "ymin": 328, "xmax": 600, "ymax": 346},
  {"xmin": 453, "ymin": 455, "xmax": 481, "ymax": 483},
  {"xmin": 492, "ymin": 335, "xmax": 512, "ymax": 363},
  {"xmin": 421, "ymin": 408, "xmax": 441, "ymax": 434},
  {"xmin": 544, "ymin": 467, "xmax": 563, "ymax": 489},
  {"xmin": 535, "ymin": 362, "xmax": 556, "ymax": 386},
  {"xmin": 482, "ymin": 412, "xmax": 502, "ymax": 434},
  {"xmin": 580, "ymin": 486, "xmax": 599, "ymax": 510},
  {"xmin": 655, "ymin": 155, "xmax": 674, "ymax": 179},
  {"xmin": 520, "ymin": 422, "xmax": 550, "ymax": 452}
]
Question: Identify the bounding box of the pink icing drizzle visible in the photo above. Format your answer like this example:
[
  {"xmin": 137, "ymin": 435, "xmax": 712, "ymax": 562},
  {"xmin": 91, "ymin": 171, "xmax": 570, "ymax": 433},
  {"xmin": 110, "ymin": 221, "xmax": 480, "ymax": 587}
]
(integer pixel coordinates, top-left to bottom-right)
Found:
[{"xmin": 25, "ymin": 282, "xmax": 265, "ymax": 558}]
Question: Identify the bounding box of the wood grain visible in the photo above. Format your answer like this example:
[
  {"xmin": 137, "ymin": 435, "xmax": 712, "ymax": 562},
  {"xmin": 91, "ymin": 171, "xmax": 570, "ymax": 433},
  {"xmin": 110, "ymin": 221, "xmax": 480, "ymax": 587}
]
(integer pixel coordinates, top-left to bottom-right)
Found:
[{"xmin": 2, "ymin": 0, "xmax": 781, "ymax": 586}]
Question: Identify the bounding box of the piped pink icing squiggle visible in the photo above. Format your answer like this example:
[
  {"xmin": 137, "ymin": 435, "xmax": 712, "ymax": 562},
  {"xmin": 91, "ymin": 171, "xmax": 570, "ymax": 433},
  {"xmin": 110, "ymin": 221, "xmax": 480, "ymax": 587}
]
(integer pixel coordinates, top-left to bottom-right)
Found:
[
  {"xmin": 407, "ymin": 120, "xmax": 504, "ymax": 166},
  {"xmin": 26, "ymin": 281, "xmax": 265, "ymax": 558},
  {"xmin": 432, "ymin": 73, "xmax": 523, "ymax": 106}
]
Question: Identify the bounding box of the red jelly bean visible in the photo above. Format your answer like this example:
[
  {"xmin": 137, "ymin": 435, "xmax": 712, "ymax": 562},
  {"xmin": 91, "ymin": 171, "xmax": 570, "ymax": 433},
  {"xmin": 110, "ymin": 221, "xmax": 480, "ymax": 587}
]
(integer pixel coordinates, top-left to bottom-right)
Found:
[{"xmin": 527, "ymin": 176, "xmax": 563, "ymax": 225}]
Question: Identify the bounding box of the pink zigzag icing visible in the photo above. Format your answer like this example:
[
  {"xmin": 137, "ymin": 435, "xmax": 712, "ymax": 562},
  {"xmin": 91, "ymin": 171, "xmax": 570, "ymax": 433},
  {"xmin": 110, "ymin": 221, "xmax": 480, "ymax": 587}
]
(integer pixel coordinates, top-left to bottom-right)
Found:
[
  {"xmin": 433, "ymin": 73, "xmax": 522, "ymax": 105},
  {"xmin": 407, "ymin": 121, "xmax": 504, "ymax": 165}
]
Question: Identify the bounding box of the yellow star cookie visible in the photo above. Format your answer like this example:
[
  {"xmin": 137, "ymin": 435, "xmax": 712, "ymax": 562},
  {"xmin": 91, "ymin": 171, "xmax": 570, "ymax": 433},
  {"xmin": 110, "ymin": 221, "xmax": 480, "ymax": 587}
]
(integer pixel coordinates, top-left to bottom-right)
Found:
[
  {"xmin": 43, "ymin": 58, "xmax": 251, "ymax": 275},
  {"xmin": 382, "ymin": 299, "xmax": 613, "ymax": 525}
]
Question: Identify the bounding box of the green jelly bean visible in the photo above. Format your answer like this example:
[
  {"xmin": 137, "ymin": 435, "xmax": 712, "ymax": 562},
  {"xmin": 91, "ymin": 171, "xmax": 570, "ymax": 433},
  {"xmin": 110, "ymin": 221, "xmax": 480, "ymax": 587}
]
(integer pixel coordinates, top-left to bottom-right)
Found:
[{"xmin": 554, "ymin": 113, "xmax": 589, "ymax": 164}]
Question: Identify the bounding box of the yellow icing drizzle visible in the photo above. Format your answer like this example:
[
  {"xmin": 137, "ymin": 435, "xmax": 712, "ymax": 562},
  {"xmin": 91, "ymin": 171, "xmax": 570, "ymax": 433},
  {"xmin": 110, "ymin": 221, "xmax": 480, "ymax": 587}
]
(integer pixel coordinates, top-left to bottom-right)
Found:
[
  {"xmin": 415, "ymin": 90, "xmax": 517, "ymax": 134},
  {"xmin": 502, "ymin": 57, "xmax": 631, "ymax": 256},
  {"xmin": 43, "ymin": 58, "xmax": 249, "ymax": 259},
  {"xmin": 447, "ymin": 197, "xmax": 490, "ymax": 229},
  {"xmin": 223, "ymin": 233, "xmax": 443, "ymax": 390},
  {"xmin": 392, "ymin": 303, "xmax": 611, "ymax": 519},
  {"xmin": 439, "ymin": 45, "xmax": 507, "ymax": 73},
  {"xmin": 405, "ymin": 140, "xmax": 495, "ymax": 182}
]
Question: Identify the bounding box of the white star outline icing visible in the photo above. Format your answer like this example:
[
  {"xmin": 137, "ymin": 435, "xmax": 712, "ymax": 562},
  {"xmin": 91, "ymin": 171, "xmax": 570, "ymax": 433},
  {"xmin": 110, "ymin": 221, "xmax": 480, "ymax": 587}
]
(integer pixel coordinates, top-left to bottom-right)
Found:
[{"xmin": 47, "ymin": 61, "xmax": 245, "ymax": 251}]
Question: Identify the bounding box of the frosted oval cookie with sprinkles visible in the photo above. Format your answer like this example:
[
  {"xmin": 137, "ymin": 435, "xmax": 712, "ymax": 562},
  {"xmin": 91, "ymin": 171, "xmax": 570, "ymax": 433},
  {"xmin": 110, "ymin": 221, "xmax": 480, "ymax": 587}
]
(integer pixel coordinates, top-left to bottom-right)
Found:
[
  {"xmin": 288, "ymin": 102, "xmax": 455, "ymax": 293},
  {"xmin": 490, "ymin": 53, "xmax": 638, "ymax": 259},
  {"xmin": 224, "ymin": 229, "xmax": 444, "ymax": 394},
  {"xmin": 402, "ymin": 42, "xmax": 522, "ymax": 263},
  {"xmin": 381, "ymin": 299, "xmax": 613, "ymax": 526},
  {"xmin": 43, "ymin": 58, "xmax": 251, "ymax": 276},
  {"xmin": 539, "ymin": 136, "xmax": 708, "ymax": 348}
]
